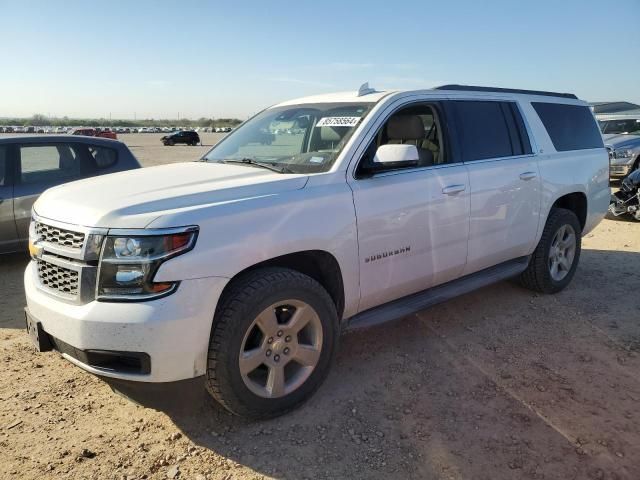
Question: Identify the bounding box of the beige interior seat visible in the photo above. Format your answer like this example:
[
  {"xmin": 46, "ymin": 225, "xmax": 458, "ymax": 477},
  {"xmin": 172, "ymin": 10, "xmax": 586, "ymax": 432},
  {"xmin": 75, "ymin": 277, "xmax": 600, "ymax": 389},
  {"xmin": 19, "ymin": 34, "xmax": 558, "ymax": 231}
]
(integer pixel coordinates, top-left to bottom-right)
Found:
[
  {"xmin": 312, "ymin": 126, "xmax": 347, "ymax": 152},
  {"xmin": 386, "ymin": 115, "xmax": 433, "ymax": 166}
]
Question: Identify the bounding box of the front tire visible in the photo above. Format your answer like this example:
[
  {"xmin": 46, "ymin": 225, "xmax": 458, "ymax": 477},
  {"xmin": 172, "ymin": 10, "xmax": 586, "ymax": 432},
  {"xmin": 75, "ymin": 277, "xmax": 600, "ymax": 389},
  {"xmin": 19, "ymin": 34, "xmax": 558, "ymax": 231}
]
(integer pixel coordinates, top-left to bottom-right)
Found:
[
  {"xmin": 206, "ymin": 268, "xmax": 339, "ymax": 419},
  {"xmin": 519, "ymin": 208, "xmax": 582, "ymax": 293}
]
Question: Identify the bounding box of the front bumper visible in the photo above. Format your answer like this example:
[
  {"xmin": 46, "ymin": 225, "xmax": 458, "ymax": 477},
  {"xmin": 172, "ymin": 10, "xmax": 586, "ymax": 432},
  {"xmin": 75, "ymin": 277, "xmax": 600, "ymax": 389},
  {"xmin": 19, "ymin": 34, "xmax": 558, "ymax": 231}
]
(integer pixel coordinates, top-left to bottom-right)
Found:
[{"xmin": 25, "ymin": 261, "xmax": 228, "ymax": 382}]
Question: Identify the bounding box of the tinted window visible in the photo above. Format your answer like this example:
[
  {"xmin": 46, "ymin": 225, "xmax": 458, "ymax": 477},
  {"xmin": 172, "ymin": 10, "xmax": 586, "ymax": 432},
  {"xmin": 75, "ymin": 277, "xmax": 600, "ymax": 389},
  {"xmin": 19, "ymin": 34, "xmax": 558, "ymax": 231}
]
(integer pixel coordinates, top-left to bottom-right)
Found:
[
  {"xmin": 0, "ymin": 146, "xmax": 6, "ymax": 186},
  {"xmin": 88, "ymin": 145, "xmax": 117, "ymax": 169},
  {"xmin": 532, "ymin": 102, "xmax": 603, "ymax": 151},
  {"xmin": 453, "ymin": 101, "xmax": 514, "ymax": 161},
  {"xmin": 19, "ymin": 145, "xmax": 81, "ymax": 184}
]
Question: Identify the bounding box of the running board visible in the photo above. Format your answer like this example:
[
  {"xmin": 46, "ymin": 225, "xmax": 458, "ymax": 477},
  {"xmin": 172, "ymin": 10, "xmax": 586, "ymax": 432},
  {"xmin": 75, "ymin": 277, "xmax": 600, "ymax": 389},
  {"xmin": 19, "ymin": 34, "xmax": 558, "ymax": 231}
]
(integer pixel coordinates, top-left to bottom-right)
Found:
[{"xmin": 344, "ymin": 256, "xmax": 530, "ymax": 332}]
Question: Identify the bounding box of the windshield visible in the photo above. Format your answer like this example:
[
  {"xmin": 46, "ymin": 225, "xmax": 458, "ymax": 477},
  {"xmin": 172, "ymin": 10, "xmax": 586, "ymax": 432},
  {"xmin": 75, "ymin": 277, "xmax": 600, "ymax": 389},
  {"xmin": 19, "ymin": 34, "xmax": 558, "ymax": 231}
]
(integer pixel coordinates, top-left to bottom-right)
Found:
[
  {"xmin": 202, "ymin": 102, "xmax": 375, "ymax": 173},
  {"xmin": 599, "ymin": 119, "xmax": 640, "ymax": 135}
]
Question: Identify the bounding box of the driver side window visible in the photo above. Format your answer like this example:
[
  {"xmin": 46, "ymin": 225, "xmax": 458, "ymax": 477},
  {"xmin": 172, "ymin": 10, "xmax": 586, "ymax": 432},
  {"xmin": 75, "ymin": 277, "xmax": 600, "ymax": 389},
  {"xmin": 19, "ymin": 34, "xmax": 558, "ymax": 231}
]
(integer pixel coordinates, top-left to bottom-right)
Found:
[{"xmin": 356, "ymin": 103, "xmax": 446, "ymax": 177}]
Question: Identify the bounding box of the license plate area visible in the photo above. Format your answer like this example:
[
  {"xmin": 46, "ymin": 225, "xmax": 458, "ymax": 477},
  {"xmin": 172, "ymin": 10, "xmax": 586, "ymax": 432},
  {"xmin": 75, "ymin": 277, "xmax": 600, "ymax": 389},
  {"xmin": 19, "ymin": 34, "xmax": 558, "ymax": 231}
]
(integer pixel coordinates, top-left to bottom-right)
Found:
[{"xmin": 24, "ymin": 309, "xmax": 52, "ymax": 352}]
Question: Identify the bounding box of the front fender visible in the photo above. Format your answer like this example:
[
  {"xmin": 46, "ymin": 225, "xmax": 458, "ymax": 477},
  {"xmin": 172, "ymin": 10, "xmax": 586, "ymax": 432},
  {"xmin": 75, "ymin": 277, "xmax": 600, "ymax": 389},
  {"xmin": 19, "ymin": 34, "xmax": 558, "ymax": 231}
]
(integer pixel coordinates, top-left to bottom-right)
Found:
[{"xmin": 151, "ymin": 178, "xmax": 361, "ymax": 318}]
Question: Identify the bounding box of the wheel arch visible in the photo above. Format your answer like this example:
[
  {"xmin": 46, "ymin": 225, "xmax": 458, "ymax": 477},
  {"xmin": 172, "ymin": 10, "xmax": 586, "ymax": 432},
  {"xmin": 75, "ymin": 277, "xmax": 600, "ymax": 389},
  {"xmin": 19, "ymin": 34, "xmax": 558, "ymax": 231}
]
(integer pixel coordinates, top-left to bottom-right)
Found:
[
  {"xmin": 550, "ymin": 191, "xmax": 587, "ymax": 231},
  {"xmin": 219, "ymin": 250, "xmax": 346, "ymax": 320}
]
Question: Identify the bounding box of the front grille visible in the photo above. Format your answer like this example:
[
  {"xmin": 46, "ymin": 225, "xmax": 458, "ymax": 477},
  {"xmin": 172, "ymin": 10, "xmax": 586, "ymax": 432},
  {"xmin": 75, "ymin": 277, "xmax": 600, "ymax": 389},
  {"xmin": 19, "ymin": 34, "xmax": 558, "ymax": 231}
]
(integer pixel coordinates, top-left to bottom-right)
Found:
[
  {"xmin": 37, "ymin": 259, "xmax": 79, "ymax": 295},
  {"xmin": 36, "ymin": 222, "xmax": 85, "ymax": 249}
]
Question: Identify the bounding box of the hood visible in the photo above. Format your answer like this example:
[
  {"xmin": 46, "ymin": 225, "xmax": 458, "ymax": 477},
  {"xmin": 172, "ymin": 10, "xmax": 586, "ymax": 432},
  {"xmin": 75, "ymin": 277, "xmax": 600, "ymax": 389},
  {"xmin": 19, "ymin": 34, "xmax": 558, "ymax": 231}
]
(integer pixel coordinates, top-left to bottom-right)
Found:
[
  {"xmin": 603, "ymin": 134, "xmax": 640, "ymax": 149},
  {"xmin": 34, "ymin": 162, "xmax": 308, "ymax": 228}
]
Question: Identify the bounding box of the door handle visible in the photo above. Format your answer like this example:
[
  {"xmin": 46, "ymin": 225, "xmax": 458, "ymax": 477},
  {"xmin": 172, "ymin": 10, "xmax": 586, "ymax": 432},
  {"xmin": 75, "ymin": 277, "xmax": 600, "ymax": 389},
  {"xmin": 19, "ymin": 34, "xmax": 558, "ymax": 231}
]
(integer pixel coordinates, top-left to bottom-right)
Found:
[
  {"xmin": 442, "ymin": 184, "xmax": 466, "ymax": 195},
  {"xmin": 519, "ymin": 171, "xmax": 537, "ymax": 181}
]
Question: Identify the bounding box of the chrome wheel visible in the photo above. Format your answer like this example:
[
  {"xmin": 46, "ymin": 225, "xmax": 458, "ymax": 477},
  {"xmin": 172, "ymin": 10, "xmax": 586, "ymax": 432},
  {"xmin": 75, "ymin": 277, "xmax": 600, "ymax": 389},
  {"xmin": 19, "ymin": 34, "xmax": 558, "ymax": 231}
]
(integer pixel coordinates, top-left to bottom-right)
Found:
[
  {"xmin": 239, "ymin": 299, "xmax": 323, "ymax": 398},
  {"xmin": 548, "ymin": 224, "xmax": 576, "ymax": 281}
]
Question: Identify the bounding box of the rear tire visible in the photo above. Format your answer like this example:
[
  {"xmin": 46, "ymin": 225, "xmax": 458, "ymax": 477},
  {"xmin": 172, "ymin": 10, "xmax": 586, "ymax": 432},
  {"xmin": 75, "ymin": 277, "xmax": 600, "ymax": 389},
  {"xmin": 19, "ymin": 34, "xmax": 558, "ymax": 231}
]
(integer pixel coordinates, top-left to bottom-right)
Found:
[
  {"xmin": 519, "ymin": 208, "xmax": 582, "ymax": 293},
  {"xmin": 205, "ymin": 267, "xmax": 339, "ymax": 419}
]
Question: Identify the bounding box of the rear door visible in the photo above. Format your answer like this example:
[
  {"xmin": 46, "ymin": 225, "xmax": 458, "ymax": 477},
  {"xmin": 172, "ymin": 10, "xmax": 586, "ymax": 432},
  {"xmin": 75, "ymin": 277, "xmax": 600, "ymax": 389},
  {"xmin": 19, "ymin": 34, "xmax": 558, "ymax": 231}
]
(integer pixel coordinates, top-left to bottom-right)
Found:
[
  {"xmin": 0, "ymin": 144, "xmax": 19, "ymax": 252},
  {"xmin": 448, "ymin": 100, "xmax": 541, "ymax": 275},
  {"xmin": 13, "ymin": 143, "xmax": 86, "ymax": 245}
]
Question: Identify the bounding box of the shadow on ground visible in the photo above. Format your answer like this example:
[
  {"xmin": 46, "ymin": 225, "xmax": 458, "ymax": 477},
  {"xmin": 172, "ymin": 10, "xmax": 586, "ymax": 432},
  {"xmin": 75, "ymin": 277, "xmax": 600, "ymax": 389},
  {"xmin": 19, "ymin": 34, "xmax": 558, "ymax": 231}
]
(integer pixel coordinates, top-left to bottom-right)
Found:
[{"xmin": 97, "ymin": 249, "xmax": 640, "ymax": 480}]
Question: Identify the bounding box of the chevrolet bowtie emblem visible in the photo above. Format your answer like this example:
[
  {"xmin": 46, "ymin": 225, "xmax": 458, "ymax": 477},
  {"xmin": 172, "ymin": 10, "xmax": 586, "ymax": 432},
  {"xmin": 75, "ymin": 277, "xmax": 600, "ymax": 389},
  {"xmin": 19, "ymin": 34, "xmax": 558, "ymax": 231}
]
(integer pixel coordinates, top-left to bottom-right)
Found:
[{"xmin": 28, "ymin": 241, "xmax": 44, "ymax": 259}]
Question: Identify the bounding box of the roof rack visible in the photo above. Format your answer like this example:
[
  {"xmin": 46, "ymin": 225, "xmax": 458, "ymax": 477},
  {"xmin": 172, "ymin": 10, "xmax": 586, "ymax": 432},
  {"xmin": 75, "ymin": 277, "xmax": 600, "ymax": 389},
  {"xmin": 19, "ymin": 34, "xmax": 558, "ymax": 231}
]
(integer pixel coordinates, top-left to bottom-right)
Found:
[{"xmin": 434, "ymin": 84, "xmax": 578, "ymax": 100}]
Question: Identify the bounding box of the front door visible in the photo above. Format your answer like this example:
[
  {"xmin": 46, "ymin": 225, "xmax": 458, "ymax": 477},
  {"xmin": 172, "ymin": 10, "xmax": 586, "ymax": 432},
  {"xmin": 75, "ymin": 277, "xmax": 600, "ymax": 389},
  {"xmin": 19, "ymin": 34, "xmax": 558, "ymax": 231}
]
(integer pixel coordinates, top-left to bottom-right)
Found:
[
  {"xmin": 0, "ymin": 145, "xmax": 18, "ymax": 252},
  {"xmin": 348, "ymin": 101, "xmax": 470, "ymax": 312}
]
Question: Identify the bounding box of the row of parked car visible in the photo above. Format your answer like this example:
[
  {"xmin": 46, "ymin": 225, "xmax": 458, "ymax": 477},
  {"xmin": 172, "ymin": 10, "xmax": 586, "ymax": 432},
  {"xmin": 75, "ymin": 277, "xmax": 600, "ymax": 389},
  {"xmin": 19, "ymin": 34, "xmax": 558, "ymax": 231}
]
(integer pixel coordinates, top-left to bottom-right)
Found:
[{"xmin": 0, "ymin": 125, "xmax": 234, "ymax": 134}]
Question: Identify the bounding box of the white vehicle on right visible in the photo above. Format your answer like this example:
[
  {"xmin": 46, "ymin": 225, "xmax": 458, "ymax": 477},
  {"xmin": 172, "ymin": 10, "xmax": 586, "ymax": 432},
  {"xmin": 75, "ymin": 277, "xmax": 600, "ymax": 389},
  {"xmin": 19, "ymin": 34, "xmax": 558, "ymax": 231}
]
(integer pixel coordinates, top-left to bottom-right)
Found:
[{"xmin": 597, "ymin": 113, "xmax": 640, "ymax": 178}]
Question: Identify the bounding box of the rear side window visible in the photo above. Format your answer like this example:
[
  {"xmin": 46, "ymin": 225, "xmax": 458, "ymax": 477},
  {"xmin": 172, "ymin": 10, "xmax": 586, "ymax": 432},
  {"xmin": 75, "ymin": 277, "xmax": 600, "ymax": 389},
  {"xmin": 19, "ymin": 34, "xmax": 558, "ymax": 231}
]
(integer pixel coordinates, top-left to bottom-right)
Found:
[
  {"xmin": 452, "ymin": 101, "xmax": 514, "ymax": 161},
  {"xmin": 88, "ymin": 145, "xmax": 117, "ymax": 169},
  {"xmin": 532, "ymin": 102, "xmax": 603, "ymax": 151},
  {"xmin": 19, "ymin": 144, "xmax": 81, "ymax": 184}
]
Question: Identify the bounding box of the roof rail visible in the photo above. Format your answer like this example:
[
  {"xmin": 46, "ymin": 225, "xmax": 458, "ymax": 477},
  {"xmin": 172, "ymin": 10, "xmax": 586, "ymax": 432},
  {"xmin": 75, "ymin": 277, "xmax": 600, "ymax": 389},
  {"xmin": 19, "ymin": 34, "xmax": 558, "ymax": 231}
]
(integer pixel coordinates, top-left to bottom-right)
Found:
[{"xmin": 434, "ymin": 84, "xmax": 578, "ymax": 100}]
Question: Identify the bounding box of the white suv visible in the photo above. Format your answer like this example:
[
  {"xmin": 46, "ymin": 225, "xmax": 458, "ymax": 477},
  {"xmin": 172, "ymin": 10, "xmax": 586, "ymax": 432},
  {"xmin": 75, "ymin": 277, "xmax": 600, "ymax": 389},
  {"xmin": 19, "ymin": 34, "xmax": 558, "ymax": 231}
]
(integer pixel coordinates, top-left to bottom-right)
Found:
[{"xmin": 24, "ymin": 84, "xmax": 609, "ymax": 418}]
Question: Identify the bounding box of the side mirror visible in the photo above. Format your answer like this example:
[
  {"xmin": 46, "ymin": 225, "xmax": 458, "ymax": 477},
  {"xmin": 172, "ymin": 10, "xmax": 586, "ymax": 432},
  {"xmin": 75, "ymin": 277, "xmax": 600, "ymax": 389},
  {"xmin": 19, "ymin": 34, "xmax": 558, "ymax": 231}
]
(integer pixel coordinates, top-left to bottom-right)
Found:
[{"xmin": 373, "ymin": 144, "xmax": 419, "ymax": 166}]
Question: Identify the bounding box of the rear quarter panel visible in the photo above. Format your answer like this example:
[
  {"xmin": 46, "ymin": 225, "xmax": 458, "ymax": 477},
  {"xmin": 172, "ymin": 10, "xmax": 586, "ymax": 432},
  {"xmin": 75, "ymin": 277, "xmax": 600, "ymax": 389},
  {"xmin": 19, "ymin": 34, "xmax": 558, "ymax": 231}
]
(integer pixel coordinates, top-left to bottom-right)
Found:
[{"xmin": 519, "ymin": 100, "xmax": 609, "ymax": 244}]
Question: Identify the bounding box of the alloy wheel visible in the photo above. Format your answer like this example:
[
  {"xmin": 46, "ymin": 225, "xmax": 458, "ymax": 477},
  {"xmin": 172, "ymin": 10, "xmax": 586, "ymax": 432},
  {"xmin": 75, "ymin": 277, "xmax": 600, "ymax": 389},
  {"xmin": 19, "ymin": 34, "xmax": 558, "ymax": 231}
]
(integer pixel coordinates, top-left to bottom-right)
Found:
[
  {"xmin": 548, "ymin": 224, "xmax": 576, "ymax": 281},
  {"xmin": 239, "ymin": 299, "xmax": 323, "ymax": 398}
]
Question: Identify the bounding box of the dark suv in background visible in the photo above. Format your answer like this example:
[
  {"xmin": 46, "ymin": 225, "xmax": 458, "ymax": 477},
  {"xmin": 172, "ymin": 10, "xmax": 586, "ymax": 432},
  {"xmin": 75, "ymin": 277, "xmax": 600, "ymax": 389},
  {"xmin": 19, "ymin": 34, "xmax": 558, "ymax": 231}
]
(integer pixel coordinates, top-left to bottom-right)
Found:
[
  {"xmin": 0, "ymin": 135, "xmax": 141, "ymax": 254},
  {"xmin": 161, "ymin": 130, "xmax": 200, "ymax": 146}
]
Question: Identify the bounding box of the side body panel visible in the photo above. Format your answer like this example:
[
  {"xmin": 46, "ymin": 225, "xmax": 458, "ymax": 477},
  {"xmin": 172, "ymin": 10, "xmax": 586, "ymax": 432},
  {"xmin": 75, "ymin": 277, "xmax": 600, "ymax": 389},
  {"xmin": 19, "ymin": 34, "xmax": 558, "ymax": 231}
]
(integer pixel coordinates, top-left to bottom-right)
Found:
[
  {"xmin": 0, "ymin": 186, "xmax": 17, "ymax": 251},
  {"xmin": 0, "ymin": 143, "xmax": 18, "ymax": 252},
  {"xmin": 463, "ymin": 156, "xmax": 541, "ymax": 274},
  {"xmin": 519, "ymin": 101, "xmax": 610, "ymax": 241},
  {"xmin": 349, "ymin": 165, "xmax": 469, "ymax": 312}
]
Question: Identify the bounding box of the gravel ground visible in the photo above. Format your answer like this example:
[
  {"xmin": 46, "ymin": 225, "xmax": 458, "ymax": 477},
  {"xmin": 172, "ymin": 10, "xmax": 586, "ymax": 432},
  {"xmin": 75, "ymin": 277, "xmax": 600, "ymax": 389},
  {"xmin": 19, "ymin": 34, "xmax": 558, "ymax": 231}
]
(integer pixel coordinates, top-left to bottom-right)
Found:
[{"xmin": 1, "ymin": 134, "xmax": 639, "ymax": 479}]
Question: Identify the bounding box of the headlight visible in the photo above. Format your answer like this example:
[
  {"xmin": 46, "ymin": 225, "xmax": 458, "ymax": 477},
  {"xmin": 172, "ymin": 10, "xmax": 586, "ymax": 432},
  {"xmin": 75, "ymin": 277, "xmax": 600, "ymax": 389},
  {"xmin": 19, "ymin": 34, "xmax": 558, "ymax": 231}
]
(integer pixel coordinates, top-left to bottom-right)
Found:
[
  {"xmin": 97, "ymin": 226, "xmax": 198, "ymax": 301},
  {"xmin": 614, "ymin": 149, "xmax": 633, "ymax": 159}
]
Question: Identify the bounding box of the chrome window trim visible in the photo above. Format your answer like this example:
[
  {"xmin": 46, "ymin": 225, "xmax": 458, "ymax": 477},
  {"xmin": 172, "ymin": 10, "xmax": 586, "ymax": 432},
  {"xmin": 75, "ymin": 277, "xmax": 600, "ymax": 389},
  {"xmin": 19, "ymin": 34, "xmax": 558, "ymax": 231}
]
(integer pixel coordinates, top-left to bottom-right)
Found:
[
  {"xmin": 358, "ymin": 161, "xmax": 466, "ymax": 180},
  {"xmin": 461, "ymin": 153, "xmax": 538, "ymax": 165}
]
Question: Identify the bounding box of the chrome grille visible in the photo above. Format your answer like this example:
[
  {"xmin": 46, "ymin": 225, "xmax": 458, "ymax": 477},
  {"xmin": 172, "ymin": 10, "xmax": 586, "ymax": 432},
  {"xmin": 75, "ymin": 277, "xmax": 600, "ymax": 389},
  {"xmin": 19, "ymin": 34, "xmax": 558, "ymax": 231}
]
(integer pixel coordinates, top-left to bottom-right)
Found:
[
  {"xmin": 36, "ymin": 259, "xmax": 79, "ymax": 296},
  {"xmin": 36, "ymin": 222, "xmax": 85, "ymax": 249}
]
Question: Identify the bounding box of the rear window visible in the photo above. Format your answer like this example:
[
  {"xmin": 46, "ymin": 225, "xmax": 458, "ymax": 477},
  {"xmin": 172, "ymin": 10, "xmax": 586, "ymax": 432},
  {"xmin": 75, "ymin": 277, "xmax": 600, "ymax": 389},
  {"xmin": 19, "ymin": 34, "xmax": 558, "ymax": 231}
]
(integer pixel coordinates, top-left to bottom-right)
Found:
[
  {"xmin": 599, "ymin": 119, "xmax": 640, "ymax": 135},
  {"xmin": 532, "ymin": 102, "xmax": 603, "ymax": 151},
  {"xmin": 88, "ymin": 145, "xmax": 117, "ymax": 169}
]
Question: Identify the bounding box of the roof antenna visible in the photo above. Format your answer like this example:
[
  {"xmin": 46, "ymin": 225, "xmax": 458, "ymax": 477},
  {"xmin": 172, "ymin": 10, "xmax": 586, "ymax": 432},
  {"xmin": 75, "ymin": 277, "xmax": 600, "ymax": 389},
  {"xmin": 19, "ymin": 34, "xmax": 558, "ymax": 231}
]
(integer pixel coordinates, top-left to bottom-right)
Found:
[{"xmin": 358, "ymin": 82, "xmax": 376, "ymax": 96}]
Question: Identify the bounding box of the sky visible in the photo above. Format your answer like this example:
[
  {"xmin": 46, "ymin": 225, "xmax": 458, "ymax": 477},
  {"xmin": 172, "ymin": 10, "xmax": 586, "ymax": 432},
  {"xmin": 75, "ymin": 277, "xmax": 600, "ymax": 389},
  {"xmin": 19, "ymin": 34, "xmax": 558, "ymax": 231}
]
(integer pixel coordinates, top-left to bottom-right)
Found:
[{"xmin": 1, "ymin": 0, "xmax": 639, "ymax": 120}]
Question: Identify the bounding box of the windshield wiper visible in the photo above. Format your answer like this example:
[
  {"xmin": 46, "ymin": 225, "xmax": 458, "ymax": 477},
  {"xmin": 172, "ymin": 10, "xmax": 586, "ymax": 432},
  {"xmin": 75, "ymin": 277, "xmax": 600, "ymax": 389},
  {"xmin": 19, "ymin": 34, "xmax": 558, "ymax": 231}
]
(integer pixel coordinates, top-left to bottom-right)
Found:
[{"xmin": 221, "ymin": 158, "xmax": 294, "ymax": 174}]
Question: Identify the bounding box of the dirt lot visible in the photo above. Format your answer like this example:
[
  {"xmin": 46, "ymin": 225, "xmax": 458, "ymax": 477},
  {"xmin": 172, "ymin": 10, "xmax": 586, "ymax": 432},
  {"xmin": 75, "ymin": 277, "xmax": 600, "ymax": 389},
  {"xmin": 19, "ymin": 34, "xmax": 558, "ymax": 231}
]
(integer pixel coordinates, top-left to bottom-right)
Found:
[{"xmin": 1, "ymin": 134, "xmax": 639, "ymax": 479}]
